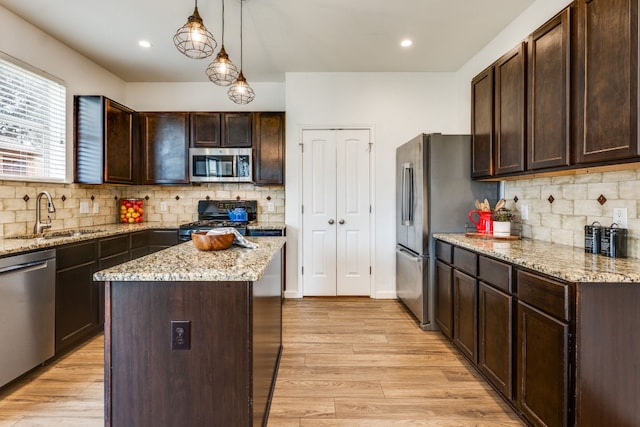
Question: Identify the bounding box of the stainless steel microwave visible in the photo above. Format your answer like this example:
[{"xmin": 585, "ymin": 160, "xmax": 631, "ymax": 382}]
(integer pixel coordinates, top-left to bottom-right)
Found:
[{"xmin": 189, "ymin": 148, "xmax": 253, "ymax": 183}]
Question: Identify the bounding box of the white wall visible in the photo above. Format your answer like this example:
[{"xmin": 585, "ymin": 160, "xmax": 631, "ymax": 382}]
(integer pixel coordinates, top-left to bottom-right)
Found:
[
  {"xmin": 453, "ymin": 0, "xmax": 573, "ymax": 129},
  {"xmin": 284, "ymin": 72, "xmax": 461, "ymax": 298},
  {"xmin": 0, "ymin": 7, "xmax": 127, "ymax": 183},
  {"xmin": 126, "ymin": 82, "xmax": 285, "ymax": 111}
]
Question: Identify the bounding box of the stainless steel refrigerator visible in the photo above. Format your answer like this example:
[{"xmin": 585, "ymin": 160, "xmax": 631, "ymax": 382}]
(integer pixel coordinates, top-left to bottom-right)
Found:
[{"xmin": 396, "ymin": 133, "xmax": 498, "ymax": 330}]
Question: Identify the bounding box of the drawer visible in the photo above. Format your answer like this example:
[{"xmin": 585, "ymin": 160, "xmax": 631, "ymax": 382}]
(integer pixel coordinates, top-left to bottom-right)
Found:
[
  {"xmin": 148, "ymin": 229, "xmax": 179, "ymax": 246},
  {"xmin": 130, "ymin": 231, "xmax": 148, "ymax": 250},
  {"xmin": 453, "ymin": 246, "xmax": 477, "ymax": 276},
  {"xmin": 516, "ymin": 270, "xmax": 571, "ymax": 321},
  {"xmin": 479, "ymin": 256, "xmax": 512, "ymax": 293},
  {"xmin": 99, "ymin": 252, "xmax": 130, "ymax": 270},
  {"xmin": 56, "ymin": 240, "xmax": 97, "ymax": 270},
  {"xmin": 99, "ymin": 235, "xmax": 129, "ymax": 259},
  {"xmin": 436, "ymin": 240, "xmax": 453, "ymax": 263}
]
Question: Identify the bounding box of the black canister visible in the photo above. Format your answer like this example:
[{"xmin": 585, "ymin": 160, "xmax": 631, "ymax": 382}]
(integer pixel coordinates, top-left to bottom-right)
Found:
[
  {"xmin": 600, "ymin": 224, "xmax": 628, "ymax": 258},
  {"xmin": 584, "ymin": 221, "xmax": 602, "ymax": 254}
]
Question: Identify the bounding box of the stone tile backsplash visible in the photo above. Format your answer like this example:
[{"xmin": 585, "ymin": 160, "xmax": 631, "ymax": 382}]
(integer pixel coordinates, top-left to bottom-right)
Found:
[
  {"xmin": 0, "ymin": 181, "xmax": 284, "ymax": 238},
  {"xmin": 504, "ymin": 168, "xmax": 640, "ymax": 259}
]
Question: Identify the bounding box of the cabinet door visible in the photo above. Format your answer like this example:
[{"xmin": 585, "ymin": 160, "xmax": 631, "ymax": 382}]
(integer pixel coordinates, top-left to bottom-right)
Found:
[
  {"xmin": 494, "ymin": 42, "xmax": 526, "ymax": 175},
  {"xmin": 148, "ymin": 229, "xmax": 179, "ymax": 253},
  {"xmin": 190, "ymin": 112, "xmax": 222, "ymax": 147},
  {"xmin": 574, "ymin": 0, "xmax": 640, "ymax": 164},
  {"xmin": 471, "ymin": 66, "xmax": 494, "ymax": 178},
  {"xmin": 253, "ymin": 112, "xmax": 285, "ymax": 185},
  {"xmin": 527, "ymin": 8, "xmax": 571, "ymax": 170},
  {"xmin": 435, "ymin": 260, "xmax": 453, "ymax": 339},
  {"xmin": 453, "ymin": 269, "xmax": 477, "ymax": 363},
  {"xmin": 478, "ymin": 282, "xmax": 513, "ymax": 399},
  {"xmin": 223, "ymin": 112, "xmax": 252, "ymax": 147},
  {"xmin": 55, "ymin": 240, "xmax": 98, "ymax": 353},
  {"xmin": 141, "ymin": 113, "xmax": 190, "ymax": 184},
  {"xmin": 75, "ymin": 96, "xmax": 137, "ymax": 185},
  {"xmin": 105, "ymin": 99, "xmax": 137, "ymax": 184},
  {"xmin": 517, "ymin": 301, "xmax": 569, "ymax": 427}
]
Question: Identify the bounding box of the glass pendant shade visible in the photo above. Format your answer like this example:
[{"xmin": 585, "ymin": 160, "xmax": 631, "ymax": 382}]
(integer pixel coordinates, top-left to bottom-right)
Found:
[
  {"xmin": 206, "ymin": 46, "xmax": 239, "ymax": 86},
  {"xmin": 173, "ymin": 4, "xmax": 217, "ymax": 59},
  {"xmin": 228, "ymin": 71, "xmax": 255, "ymax": 104}
]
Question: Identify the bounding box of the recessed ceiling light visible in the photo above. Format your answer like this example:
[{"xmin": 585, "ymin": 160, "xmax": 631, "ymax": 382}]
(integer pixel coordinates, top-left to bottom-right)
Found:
[
  {"xmin": 138, "ymin": 40, "xmax": 152, "ymax": 48},
  {"xmin": 400, "ymin": 39, "xmax": 413, "ymax": 48}
]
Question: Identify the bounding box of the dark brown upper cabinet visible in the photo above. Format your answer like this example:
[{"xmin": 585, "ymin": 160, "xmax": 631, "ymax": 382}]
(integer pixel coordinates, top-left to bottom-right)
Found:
[
  {"xmin": 190, "ymin": 112, "xmax": 222, "ymax": 147},
  {"xmin": 75, "ymin": 96, "xmax": 138, "ymax": 185},
  {"xmin": 190, "ymin": 112, "xmax": 252, "ymax": 148},
  {"xmin": 141, "ymin": 112, "xmax": 190, "ymax": 185},
  {"xmin": 223, "ymin": 112, "xmax": 252, "ymax": 147},
  {"xmin": 253, "ymin": 112, "xmax": 285, "ymax": 186},
  {"xmin": 494, "ymin": 42, "xmax": 526, "ymax": 176},
  {"xmin": 574, "ymin": 0, "xmax": 640, "ymax": 165},
  {"xmin": 471, "ymin": 66, "xmax": 495, "ymax": 178},
  {"xmin": 527, "ymin": 8, "xmax": 572, "ymax": 170}
]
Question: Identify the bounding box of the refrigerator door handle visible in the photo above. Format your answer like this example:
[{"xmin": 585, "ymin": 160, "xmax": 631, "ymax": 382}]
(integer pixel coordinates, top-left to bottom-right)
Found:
[
  {"xmin": 401, "ymin": 163, "xmax": 414, "ymax": 225},
  {"xmin": 396, "ymin": 247, "xmax": 421, "ymax": 262}
]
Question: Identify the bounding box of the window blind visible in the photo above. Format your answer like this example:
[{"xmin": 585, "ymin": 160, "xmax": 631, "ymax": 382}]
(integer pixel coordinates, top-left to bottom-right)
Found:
[{"xmin": 0, "ymin": 53, "xmax": 66, "ymax": 182}]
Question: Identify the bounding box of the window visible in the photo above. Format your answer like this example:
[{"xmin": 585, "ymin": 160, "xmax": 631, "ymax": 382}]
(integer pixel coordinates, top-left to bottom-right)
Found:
[{"xmin": 0, "ymin": 52, "xmax": 66, "ymax": 182}]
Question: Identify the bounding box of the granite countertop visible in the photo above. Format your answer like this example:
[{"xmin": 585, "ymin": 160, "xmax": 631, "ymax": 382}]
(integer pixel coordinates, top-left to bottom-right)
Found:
[
  {"xmin": 434, "ymin": 233, "xmax": 640, "ymax": 283},
  {"xmin": 93, "ymin": 236, "xmax": 286, "ymax": 282},
  {"xmin": 0, "ymin": 222, "xmax": 181, "ymax": 258},
  {"xmin": 247, "ymin": 222, "xmax": 286, "ymax": 231}
]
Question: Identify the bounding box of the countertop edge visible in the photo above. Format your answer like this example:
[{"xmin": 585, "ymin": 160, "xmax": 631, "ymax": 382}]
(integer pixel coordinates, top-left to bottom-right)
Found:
[{"xmin": 433, "ymin": 233, "xmax": 640, "ymax": 284}]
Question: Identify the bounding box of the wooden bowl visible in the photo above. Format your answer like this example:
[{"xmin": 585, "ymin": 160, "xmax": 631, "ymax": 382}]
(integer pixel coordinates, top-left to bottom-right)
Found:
[{"xmin": 191, "ymin": 231, "xmax": 234, "ymax": 251}]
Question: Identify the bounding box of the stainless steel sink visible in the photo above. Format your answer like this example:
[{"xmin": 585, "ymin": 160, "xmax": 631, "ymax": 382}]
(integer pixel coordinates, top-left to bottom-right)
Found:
[{"xmin": 8, "ymin": 229, "xmax": 106, "ymax": 240}]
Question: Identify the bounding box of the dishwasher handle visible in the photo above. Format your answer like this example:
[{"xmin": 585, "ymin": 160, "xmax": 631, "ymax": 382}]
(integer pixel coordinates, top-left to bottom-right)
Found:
[{"xmin": 0, "ymin": 259, "xmax": 51, "ymax": 275}]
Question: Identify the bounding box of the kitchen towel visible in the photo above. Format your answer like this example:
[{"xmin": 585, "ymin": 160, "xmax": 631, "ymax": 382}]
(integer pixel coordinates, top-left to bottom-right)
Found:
[{"xmin": 206, "ymin": 227, "xmax": 259, "ymax": 249}]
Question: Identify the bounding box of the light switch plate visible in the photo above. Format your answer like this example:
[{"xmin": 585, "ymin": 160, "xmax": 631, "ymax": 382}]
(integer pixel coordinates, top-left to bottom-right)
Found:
[
  {"xmin": 79, "ymin": 201, "xmax": 89, "ymax": 214},
  {"xmin": 93, "ymin": 202, "xmax": 99, "ymax": 214},
  {"xmin": 520, "ymin": 204, "xmax": 529, "ymax": 221}
]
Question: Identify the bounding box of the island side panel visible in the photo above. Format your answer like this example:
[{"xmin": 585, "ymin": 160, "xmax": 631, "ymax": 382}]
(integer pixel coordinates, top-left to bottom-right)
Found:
[
  {"xmin": 251, "ymin": 249, "xmax": 284, "ymax": 426},
  {"xmin": 576, "ymin": 283, "xmax": 640, "ymax": 427},
  {"xmin": 107, "ymin": 280, "xmax": 252, "ymax": 427}
]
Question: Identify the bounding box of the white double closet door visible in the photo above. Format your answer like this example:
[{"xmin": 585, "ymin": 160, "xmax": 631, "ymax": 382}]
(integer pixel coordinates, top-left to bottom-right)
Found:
[{"xmin": 301, "ymin": 129, "xmax": 371, "ymax": 296}]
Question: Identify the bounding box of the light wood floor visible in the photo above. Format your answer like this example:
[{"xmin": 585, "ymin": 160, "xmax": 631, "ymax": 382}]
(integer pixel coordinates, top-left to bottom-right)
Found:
[{"xmin": 0, "ymin": 297, "xmax": 524, "ymax": 426}]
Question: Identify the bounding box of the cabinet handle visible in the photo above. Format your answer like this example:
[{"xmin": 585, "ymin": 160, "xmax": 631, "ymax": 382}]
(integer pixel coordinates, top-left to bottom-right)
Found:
[
  {"xmin": 339, "ymin": 219, "xmax": 345, "ymax": 224},
  {"xmin": 328, "ymin": 219, "xmax": 335, "ymax": 225}
]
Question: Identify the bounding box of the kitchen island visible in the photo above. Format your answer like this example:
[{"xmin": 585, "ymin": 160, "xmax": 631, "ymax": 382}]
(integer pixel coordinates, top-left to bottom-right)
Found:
[{"xmin": 94, "ymin": 236, "xmax": 286, "ymax": 427}]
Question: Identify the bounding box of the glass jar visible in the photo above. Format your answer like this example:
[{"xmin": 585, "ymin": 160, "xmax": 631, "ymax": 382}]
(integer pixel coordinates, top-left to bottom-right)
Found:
[{"xmin": 118, "ymin": 198, "xmax": 144, "ymax": 224}]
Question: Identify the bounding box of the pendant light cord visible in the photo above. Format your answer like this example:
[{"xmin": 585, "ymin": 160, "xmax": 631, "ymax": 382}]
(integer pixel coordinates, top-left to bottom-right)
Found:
[
  {"xmin": 240, "ymin": 0, "xmax": 244, "ymax": 69},
  {"xmin": 221, "ymin": 0, "xmax": 225, "ymax": 44}
]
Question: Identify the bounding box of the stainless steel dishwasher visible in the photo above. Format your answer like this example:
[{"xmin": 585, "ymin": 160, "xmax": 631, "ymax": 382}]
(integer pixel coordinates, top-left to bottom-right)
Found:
[{"xmin": 0, "ymin": 249, "xmax": 56, "ymax": 388}]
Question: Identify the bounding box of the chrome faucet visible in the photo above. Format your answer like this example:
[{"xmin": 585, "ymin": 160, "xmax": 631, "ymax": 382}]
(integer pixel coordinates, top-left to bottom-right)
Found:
[{"xmin": 34, "ymin": 191, "xmax": 56, "ymax": 234}]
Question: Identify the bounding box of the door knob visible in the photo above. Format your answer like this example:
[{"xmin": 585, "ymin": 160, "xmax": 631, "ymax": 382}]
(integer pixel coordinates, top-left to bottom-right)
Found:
[
  {"xmin": 328, "ymin": 219, "xmax": 335, "ymax": 224},
  {"xmin": 339, "ymin": 219, "xmax": 345, "ymax": 224}
]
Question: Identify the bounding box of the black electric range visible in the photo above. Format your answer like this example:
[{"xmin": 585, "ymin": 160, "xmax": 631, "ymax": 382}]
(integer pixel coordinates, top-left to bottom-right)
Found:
[{"xmin": 178, "ymin": 199, "xmax": 258, "ymax": 241}]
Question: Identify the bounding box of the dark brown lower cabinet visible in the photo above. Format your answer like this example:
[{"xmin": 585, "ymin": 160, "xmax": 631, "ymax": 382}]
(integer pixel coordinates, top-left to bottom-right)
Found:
[
  {"xmin": 435, "ymin": 260, "xmax": 453, "ymax": 339},
  {"xmin": 147, "ymin": 229, "xmax": 179, "ymax": 253},
  {"xmin": 517, "ymin": 301, "xmax": 569, "ymax": 427},
  {"xmin": 453, "ymin": 269, "xmax": 477, "ymax": 363},
  {"xmin": 55, "ymin": 240, "xmax": 98, "ymax": 354},
  {"xmin": 436, "ymin": 239, "xmax": 640, "ymax": 427},
  {"xmin": 478, "ymin": 282, "xmax": 513, "ymax": 399}
]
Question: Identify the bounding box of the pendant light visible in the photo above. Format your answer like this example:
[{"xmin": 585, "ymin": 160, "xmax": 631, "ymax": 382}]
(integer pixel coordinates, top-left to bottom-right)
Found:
[
  {"xmin": 173, "ymin": 0, "xmax": 217, "ymax": 59},
  {"xmin": 228, "ymin": 0, "xmax": 255, "ymax": 104},
  {"xmin": 206, "ymin": 0, "xmax": 239, "ymax": 86}
]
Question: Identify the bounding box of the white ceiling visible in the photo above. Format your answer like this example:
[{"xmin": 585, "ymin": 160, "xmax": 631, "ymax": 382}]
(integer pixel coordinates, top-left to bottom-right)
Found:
[{"xmin": 0, "ymin": 0, "xmax": 535, "ymax": 83}]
